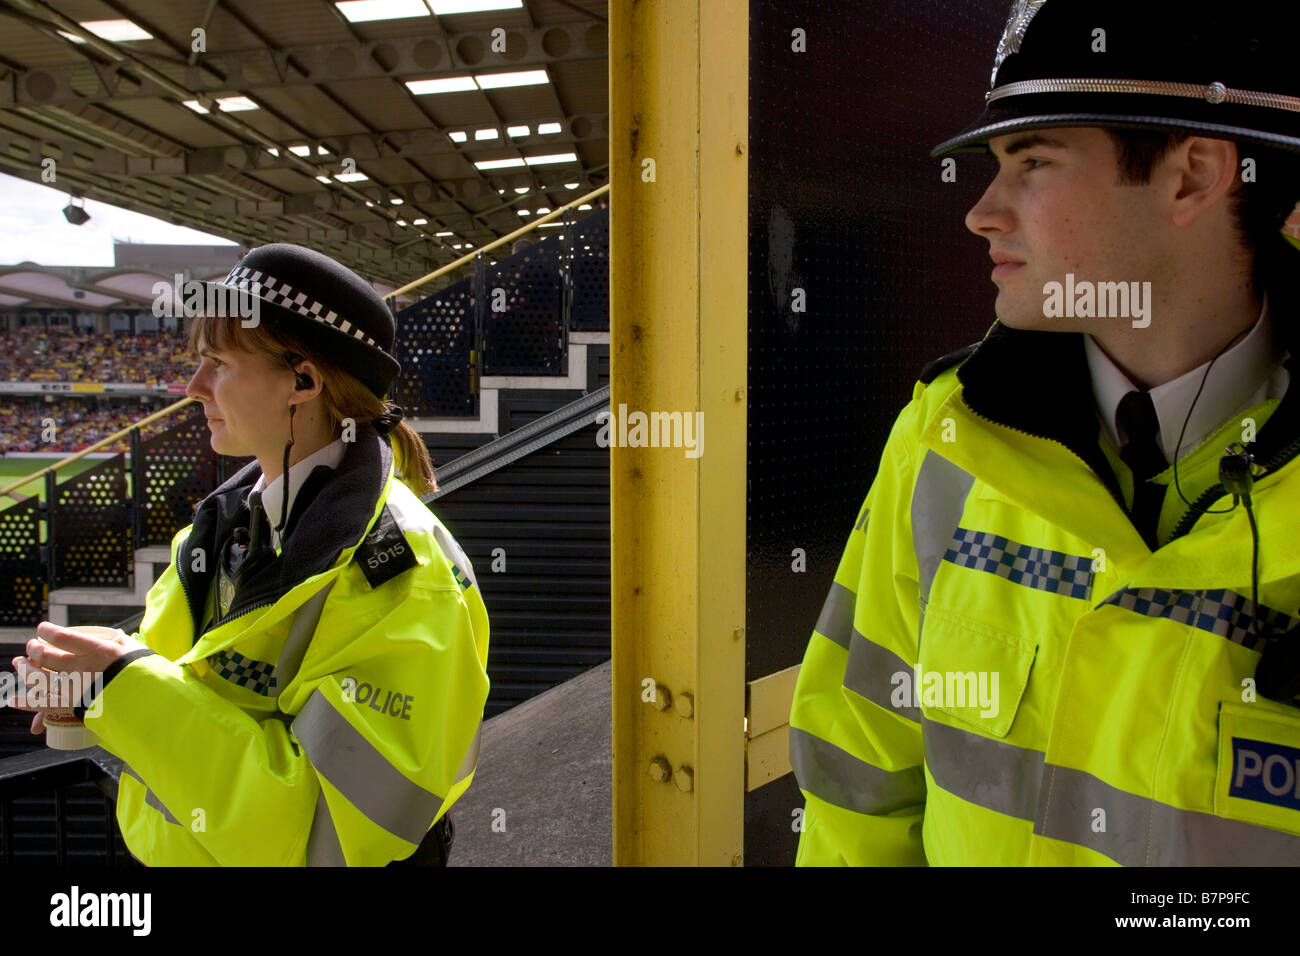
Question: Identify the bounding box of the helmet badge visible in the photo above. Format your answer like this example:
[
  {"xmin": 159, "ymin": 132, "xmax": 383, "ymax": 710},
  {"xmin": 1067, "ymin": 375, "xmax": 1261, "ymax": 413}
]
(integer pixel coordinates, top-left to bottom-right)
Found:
[{"xmin": 991, "ymin": 0, "xmax": 1047, "ymax": 89}]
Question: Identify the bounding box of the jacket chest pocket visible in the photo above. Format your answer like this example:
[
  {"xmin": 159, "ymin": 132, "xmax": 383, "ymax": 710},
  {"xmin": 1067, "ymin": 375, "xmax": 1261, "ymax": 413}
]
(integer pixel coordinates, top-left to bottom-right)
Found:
[
  {"xmin": 917, "ymin": 604, "xmax": 1038, "ymax": 739},
  {"xmin": 1216, "ymin": 701, "xmax": 1300, "ymax": 839}
]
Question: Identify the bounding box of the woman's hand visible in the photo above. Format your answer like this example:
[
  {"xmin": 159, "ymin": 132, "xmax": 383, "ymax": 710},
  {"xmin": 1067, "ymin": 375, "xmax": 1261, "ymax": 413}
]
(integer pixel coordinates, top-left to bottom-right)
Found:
[
  {"xmin": 25, "ymin": 622, "xmax": 145, "ymax": 675},
  {"xmin": 9, "ymin": 623, "xmax": 150, "ymax": 734}
]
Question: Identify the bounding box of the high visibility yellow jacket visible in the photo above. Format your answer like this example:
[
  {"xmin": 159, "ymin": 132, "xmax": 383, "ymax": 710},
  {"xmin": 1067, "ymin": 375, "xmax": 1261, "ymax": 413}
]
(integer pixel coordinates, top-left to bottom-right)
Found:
[
  {"xmin": 790, "ymin": 319, "xmax": 1300, "ymax": 865},
  {"xmin": 80, "ymin": 422, "xmax": 490, "ymax": 866}
]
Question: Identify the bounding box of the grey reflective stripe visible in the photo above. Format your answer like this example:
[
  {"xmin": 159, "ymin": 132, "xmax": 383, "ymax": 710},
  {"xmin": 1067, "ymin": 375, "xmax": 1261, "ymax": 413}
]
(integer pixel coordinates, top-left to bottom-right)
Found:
[
  {"xmin": 121, "ymin": 762, "xmax": 179, "ymax": 825},
  {"xmin": 292, "ymin": 690, "xmax": 444, "ymax": 844},
  {"xmin": 924, "ymin": 716, "xmax": 1300, "ymax": 864},
  {"xmin": 306, "ymin": 788, "xmax": 347, "ymax": 866},
  {"xmin": 814, "ymin": 582, "xmax": 855, "ymax": 650},
  {"xmin": 453, "ymin": 722, "xmax": 481, "ymax": 785},
  {"xmin": 272, "ymin": 578, "xmax": 337, "ymax": 692},
  {"xmin": 924, "ymin": 716, "xmax": 1043, "ymax": 820},
  {"xmin": 144, "ymin": 788, "xmax": 179, "ymax": 826},
  {"xmin": 911, "ymin": 451, "xmax": 975, "ymax": 601},
  {"xmin": 854, "ymin": 506, "xmax": 870, "ymax": 531},
  {"xmin": 1035, "ymin": 761, "xmax": 1300, "ymax": 865},
  {"xmin": 789, "ymin": 726, "xmax": 925, "ymax": 815},
  {"xmin": 844, "ymin": 629, "xmax": 920, "ymax": 723}
]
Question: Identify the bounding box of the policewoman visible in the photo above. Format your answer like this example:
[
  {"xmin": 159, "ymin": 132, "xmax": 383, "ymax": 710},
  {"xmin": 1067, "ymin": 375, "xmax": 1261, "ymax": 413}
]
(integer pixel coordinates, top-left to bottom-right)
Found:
[
  {"xmin": 20, "ymin": 243, "xmax": 490, "ymax": 866},
  {"xmin": 790, "ymin": 0, "xmax": 1300, "ymax": 864}
]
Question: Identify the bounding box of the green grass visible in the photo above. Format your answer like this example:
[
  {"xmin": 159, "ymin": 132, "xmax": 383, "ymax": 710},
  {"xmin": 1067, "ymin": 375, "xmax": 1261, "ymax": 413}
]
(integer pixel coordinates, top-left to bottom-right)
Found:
[{"xmin": 0, "ymin": 455, "xmax": 135, "ymax": 509}]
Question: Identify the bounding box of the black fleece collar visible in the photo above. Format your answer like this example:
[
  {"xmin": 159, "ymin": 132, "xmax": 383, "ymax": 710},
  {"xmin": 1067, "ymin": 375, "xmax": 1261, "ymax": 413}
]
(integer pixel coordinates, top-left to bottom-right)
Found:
[
  {"xmin": 955, "ymin": 316, "xmax": 1300, "ymax": 506},
  {"xmin": 178, "ymin": 423, "xmax": 392, "ymax": 638}
]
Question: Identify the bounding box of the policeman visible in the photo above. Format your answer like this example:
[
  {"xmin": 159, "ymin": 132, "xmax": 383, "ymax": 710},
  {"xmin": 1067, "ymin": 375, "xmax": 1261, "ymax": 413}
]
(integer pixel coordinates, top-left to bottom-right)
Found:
[
  {"xmin": 789, "ymin": 0, "xmax": 1300, "ymax": 865},
  {"xmin": 17, "ymin": 243, "xmax": 490, "ymax": 866}
]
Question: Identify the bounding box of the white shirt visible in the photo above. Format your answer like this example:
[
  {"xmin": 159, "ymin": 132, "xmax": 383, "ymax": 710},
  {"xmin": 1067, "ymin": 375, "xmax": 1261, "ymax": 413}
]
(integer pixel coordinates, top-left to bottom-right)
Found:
[
  {"xmin": 1084, "ymin": 294, "xmax": 1290, "ymax": 465},
  {"xmin": 246, "ymin": 438, "xmax": 347, "ymax": 552}
]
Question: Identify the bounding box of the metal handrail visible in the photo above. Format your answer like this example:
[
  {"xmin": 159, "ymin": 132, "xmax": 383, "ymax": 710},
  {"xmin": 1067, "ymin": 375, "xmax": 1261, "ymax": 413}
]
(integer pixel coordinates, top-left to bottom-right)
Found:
[
  {"xmin": 389, "ymin": 183, "xmax": 611, "ymax": 299},
  {"xmin": 0, "ymin": 395, "xmax": 198, "ymax": 498}
]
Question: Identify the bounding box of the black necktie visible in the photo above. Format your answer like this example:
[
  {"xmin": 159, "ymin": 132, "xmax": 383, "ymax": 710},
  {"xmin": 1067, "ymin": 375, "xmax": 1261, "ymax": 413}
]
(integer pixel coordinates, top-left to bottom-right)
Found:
[{"xmin": 1116, "ymin": 390, "xmax": 1167, "ymax": 549}]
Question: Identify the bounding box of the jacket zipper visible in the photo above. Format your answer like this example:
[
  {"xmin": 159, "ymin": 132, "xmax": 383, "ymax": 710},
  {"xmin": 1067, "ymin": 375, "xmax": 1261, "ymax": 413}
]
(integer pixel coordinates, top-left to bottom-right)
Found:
[
  {"xmin": 1167, "ymin": 434, "xmax": 1300, "ymax": 541},
  {"xmin": 175, "ymin": 539, "xmax": 278, "ymax": 640}
]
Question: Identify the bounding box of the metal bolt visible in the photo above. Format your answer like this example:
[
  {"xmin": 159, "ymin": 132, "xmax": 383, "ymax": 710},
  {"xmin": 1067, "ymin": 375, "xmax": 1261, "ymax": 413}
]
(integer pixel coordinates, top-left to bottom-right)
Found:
[
  {"xmin": 733, "ymin": 626, "xmax": 745, "ymax": 641},
  {"xmin": 735, "ymin": 143, "xmax": 745, "ymax": 155},
  {"xmin": 731, "ymin": 852, "xmax": 743, "ymax": 867},
  {"xmin": 734, "ymin": 387, "xmax": 745, "ymax": 401},
  {"xmin": 648, "ymin": 756, "xmax": 672, "ymax": 783},
  {"xmin": 652, "ymin": 685, "xmax": 672, "ymax": 711},
  {"xmin": 674, "ymin": 765, "xmax": 694, "ymax": 792},
  {"xmin": 674, "ymin": 692, "xmax": 694, "ymax": 719}
]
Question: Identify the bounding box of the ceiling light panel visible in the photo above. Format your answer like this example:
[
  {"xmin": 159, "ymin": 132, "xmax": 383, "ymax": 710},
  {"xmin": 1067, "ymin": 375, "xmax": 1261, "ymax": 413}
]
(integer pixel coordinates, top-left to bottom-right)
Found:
[{"xmin": 335, "ymin": 0, "xmax": 431, "ymax": 23}]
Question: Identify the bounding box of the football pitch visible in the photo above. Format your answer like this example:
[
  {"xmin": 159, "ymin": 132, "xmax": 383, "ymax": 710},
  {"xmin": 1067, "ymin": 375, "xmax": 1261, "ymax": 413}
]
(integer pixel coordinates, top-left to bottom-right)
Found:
[{"xmin": 0, "ymin": 455, "xmax": 133, "ymax": 509}]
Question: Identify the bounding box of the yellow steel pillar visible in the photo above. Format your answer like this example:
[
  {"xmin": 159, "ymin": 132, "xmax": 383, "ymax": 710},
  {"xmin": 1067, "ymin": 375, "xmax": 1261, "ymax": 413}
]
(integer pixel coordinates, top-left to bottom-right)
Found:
[{"xmin": 609, "ymin": 0, "xmax": 748, "ymax": 865}]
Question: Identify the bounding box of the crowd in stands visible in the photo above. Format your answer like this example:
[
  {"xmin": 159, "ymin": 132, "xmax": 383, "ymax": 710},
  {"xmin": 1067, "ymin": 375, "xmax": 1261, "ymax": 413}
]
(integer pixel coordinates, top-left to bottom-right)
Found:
[
  {"xmin": 1, "ymin": 325, "xmax": 192, "ymax": 386},
  {"xmin": 0, "ymin": 397, "xmax": 175, "ymax": 455}
]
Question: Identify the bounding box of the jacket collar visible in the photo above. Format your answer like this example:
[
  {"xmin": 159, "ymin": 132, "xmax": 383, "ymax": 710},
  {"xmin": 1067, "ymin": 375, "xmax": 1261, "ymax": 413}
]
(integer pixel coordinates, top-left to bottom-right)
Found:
[
  {"xmin": 931, "ymin": 312, "xmax": 1300, "ymax": 581},
  {"xmin": 178, "ymin": 422, "xmax": 394, "ymax": 639},
  {"xmin": 955, "ymin": 322, "xmax": 1128, "ymax": 509},
  {"xmin": 954, "ymin": 314, "xmax": 1300, "ymax": 497}
]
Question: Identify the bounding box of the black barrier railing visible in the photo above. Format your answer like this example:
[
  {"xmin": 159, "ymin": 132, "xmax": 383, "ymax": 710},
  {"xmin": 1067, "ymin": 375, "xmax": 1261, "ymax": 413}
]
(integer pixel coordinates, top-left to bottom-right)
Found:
[
  {"xmin": 0, "ymin": 408, "xmax": 253, "ymax": 628},
  {"xmin": 392, "ymin": 275, "xmax": 480, "ymax": 419},
  {"xmin": 392, "ymin": 206, "xmax": 610, "ymax": 409},
  {"xmin": 481, "ymin": 221, "xmax": 568, "ymax": 376},
  {"xmin": 129, "ymin": 402, "xmax": 223, "ymax": 549},
  {"xmin": 0, "ymin": 495, "xmax": 43, "ymax": 629},
  {"xmin": 46, "ymin": 455, "xmax": 130, "ymax": 591},
  {"xmin": 570, "ymin": 207, "xmax": 610, "ymax": 331}
]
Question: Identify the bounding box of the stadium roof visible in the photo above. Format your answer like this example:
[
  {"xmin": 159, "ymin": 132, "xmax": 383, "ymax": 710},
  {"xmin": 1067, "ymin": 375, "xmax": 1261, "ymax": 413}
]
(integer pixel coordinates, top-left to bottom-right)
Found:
[{"xmin": 0, "ymin": 0, "xmax": 608, "ymax": 288}]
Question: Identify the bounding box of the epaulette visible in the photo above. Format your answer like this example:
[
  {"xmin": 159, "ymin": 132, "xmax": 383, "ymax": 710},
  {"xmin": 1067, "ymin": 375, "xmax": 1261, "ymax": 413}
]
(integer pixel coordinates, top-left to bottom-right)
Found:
[
  {"xmin": 354, "ymin": 503, "xmax": 419, "ymax": 588},
  {"xmin": 918, "ymin": 341, "xmax": 980, "ymax": 385}
]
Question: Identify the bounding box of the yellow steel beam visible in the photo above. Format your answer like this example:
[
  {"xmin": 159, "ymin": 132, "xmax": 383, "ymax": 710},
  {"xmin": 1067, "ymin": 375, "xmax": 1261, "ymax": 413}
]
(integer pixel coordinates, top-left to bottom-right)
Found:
[{"xmin": 610, "ymin": 0, "xmax": 748, "ymax": 865}]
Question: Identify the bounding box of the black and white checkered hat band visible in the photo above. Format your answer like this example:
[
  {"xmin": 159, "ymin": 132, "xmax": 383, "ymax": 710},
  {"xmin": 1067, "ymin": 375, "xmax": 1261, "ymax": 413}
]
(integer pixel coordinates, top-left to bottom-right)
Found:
[{"xmin": 219, "ymin": 265, "xmax": 379, "ymax": 349}]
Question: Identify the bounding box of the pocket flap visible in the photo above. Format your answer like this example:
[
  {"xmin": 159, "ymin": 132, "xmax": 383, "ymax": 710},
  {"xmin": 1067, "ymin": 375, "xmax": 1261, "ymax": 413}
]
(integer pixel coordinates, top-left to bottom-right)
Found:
[{"xmin": 916, "ymin": 605, "xmax": 1037, "ymax": 738}]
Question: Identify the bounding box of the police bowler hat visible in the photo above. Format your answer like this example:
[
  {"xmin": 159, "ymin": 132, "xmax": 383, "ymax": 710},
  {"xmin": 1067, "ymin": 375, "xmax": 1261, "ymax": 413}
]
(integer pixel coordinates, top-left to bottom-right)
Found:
[
  {"xmin": 932, "ymin": 0, "xmax": 1300, "ymax": 158},
  {"xmin": 205, "ymin": 243, "xmax": 401, "ymax": 399}
]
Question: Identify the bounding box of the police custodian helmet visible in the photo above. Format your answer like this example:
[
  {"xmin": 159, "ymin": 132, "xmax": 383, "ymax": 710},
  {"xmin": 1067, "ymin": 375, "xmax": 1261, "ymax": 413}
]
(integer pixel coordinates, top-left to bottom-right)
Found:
[{"xmin": 931, "ymin": 0, "xmax": 1300, "ymax": 158}]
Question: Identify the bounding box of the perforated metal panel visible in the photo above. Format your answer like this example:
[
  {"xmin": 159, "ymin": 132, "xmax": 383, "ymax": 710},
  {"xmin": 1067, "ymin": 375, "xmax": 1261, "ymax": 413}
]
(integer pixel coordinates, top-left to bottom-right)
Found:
[
  {"xmin": 134, "ymin": 404, "xmax": 219, "ymax": 548},
  {"xmin": 744, "ymin": 0, "xmax": 1011, "ymax": 865},
  {"xmin": 49, "ymin": 457, "xmax": 130, "ymax": 590},
  {"xmin": 393, "ymin": 285, "xmax": 478, "ymax": 417},
  {"xmin": 571, "ymin": 208, "xmax": 610, "ymax": 331},
  {"xmin": 0, "ymin": 497, "xmax": 42, "ymax": 627},
  {"xmin": 482, "ymin": 241, "xmax": 566, "ymax": 375}
]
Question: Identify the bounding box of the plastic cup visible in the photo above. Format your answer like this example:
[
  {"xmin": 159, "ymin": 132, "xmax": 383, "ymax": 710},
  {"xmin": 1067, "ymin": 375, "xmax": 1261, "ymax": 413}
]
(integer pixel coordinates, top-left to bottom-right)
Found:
[{"xmin": 40, "ymin": 625, "xmax": 125, "ymax": 751}]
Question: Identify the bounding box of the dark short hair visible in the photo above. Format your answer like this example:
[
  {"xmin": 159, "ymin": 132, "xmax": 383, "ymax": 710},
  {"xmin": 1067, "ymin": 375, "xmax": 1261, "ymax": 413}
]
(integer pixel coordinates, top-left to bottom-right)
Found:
[{"xmin": 1104, "ymin": 128, "xmax": 1300, "ymax": 286}]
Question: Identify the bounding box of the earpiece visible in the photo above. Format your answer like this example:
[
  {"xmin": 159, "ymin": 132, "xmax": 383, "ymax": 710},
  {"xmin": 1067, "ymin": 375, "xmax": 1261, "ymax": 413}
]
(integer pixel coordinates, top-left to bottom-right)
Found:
[{"xmin": 284, "ymin": 353, "xmax": 313, "ymax": 391}]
